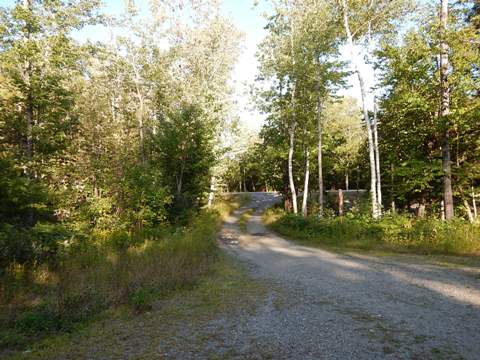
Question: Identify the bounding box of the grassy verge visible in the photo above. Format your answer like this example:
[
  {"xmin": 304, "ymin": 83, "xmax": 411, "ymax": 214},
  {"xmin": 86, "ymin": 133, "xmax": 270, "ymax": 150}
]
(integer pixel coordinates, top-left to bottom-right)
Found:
[
  {"xmin": 238, "ymin": 209, "xmax": 254, "ymax": 233},
  {"xmin": 264, "ymin": 208, "xmax": 480, "ymax": 259},
  {"xmin": 0, "ymin": 197, "xmax": 243, "ymax": 355},
  {"xmin": 4, "ymin": 254, "xmax": 267, "ymax": 360},
  {"xmin": 214, "ymin": 193, "xmax": 251, "ymax": 218}
]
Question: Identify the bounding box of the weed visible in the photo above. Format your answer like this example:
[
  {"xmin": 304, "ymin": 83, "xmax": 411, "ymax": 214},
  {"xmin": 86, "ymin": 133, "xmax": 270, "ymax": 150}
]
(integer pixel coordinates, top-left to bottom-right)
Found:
[
  {"xmin": 0, "ymin": 210, "xmax": 222, "ymax": 352},
  {"xmin": 238, "ymin": 209, "xmax": 254, "ymax": 232},
  {"xmin": 264, "ymin": 209, "xmax": 480, "ymax": 256}
]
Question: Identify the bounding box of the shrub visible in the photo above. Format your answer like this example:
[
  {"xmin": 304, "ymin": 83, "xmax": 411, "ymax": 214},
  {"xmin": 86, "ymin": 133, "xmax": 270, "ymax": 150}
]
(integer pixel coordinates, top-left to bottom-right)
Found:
[
  {"xmin": 0, "ymin": 211, "xmax": 221, "ymax": 351},
  {"xmin": 267, "ymin": 210, "xmax": 480, "ymax": 255}
]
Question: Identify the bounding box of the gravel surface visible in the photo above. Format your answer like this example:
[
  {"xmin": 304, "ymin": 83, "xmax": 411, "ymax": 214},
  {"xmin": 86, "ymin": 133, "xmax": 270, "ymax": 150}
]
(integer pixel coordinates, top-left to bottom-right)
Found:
[{"xmin": 219, "ymin": 192, "xmax": 480, "ymax": 360}]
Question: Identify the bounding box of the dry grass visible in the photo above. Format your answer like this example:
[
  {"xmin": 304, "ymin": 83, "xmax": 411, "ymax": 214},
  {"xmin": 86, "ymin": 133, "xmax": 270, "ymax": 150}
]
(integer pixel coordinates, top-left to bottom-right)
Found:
[
  {"xmin": 3, "ymin": 255, "xmax": 268, "ymax": 360},
  {"xmin": 0, "ymin": 195, "xmax": 245, "ymax": 354}
]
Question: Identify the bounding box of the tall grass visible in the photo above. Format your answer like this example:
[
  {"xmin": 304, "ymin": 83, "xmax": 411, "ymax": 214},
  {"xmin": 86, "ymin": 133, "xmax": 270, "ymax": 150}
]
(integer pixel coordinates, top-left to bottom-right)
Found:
[
  {"xmin": 0, "ymin": 197, "xmax": 240, "ymax": 351},
  {"xmin": 213, "ymin": 193, "xmax": 251, "ymax": 219},
  {"xmin": 264, "ymin": 208, "xmax": 480, "ymax": 255}
]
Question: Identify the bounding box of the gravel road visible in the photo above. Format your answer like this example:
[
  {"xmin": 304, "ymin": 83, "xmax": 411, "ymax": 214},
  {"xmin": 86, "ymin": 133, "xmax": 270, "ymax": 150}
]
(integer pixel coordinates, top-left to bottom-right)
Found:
[{"xmin": 219, "ymin": 192, "xmax": 480, "ymax": 360}]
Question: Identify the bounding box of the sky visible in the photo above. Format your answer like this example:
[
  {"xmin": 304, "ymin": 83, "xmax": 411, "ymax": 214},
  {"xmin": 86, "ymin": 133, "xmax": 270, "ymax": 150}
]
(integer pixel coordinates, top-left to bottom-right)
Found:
[{"xmin": 0, "ymin": 0, "xmax": 374, "ymax": 131}]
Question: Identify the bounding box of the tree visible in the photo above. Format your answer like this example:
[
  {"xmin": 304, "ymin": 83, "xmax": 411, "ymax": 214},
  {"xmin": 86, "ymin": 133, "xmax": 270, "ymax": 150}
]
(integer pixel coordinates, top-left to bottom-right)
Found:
[
  {"xmin": 376, "ymin": 2, "xmax": 480, "ymax": 218},
  {"xmin": 255, "ymin": 0, "xmax": 346, "ymax": 215},
  {"xmin": 439, "ymin": 0, "xmax": 454, "ymax": 219},
  {"xmin": 337, "ymin": 0, "xmax": 414, "ymax": 218}
]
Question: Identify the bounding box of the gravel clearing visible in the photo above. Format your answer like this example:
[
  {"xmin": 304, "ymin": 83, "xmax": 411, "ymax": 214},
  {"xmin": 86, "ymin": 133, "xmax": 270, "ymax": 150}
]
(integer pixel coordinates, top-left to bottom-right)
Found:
[{"xmin": 218, "ymin": 192, "xmax": 480, "ymax": 359}]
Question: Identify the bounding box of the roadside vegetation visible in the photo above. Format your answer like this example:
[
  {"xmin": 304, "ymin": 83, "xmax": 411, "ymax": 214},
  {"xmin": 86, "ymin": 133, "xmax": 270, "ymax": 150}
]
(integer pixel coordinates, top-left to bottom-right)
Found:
[
  {"xmin": 0, "ymin": 1, "xmax": 246, "ymax": 354},
  {"xmin": 3, "ymin": 253, "xmax": 268, "ymax": 360},
  {"xmin": 0, "ymin": 196, "xmax": 246, "ymax": 354},
  {"xmin": 238, "ymin": 209, "xmax": 254, "ymax": 233},
  {"xmin": 264, "ymin": 207, "xmax": 480, "ymax": 256}
]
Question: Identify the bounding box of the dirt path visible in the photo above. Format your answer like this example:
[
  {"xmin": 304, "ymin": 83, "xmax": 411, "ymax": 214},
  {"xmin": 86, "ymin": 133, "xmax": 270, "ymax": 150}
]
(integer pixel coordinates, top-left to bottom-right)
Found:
[{"xmin": 219, "ymin": 192, "xmax": 480, "ymax": 359}]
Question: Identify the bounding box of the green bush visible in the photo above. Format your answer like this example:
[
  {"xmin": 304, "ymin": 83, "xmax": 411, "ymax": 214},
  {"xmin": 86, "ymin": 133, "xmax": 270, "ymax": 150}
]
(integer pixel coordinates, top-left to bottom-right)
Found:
[
  {"xmin": 0, "ymin": 222, "xmax": 69, "ymax": 272},
  {"xmin": 0, "ymin": 211, "xmax": 221, "ymax": 351},
  {"xmin": 267, "ymin": 210, "xmax": 480, "ymax": 255},
  {"xmin": 16, "ymin": 307, "xmax": 59, "ymax": 335}
]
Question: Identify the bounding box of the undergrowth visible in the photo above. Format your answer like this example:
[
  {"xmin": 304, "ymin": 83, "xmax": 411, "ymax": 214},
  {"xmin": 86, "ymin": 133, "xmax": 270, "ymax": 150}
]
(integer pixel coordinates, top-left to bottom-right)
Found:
[
  {"xmin": 264, "ymin": 208, "xmax": 480, "ymax": 256},
  {"xmin": 0, "ymin": 196, "xmax": 241, "ymax": 353}
]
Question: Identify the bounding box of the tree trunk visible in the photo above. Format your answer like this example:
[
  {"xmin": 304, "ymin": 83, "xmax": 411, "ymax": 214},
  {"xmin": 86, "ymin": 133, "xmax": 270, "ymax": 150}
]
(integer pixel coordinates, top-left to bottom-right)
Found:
[
  {"xmin": 283, "ymin": 160, "xmax": 293, "ymax": 211},
  {"xmin": 390, "ymin": 163, "xmax": 396, "ymax": 212},
  {"xmin": 345, "ymin": 171, "xmax": 349, "ymax": 191},
  {"xmin": 243, "ymin": 168, "xmax": 247, "ymax": 192},
  {"xmin": 136, "ymin": 93, "xmax": 145, "ymax": 164},
  {"xmin": 176, "ymin": 159, "xmax": 185, "ymax": 197},
  {"xmin": 23, "ymin": 0, "xmax": 33, "ymax": 168},
  {"xmin": 373, "ymin": 99, "xmax": 382, "ymax": 210},
  {"xmin": 316, "ymin": 72, "xmax": 324, "ymax": 217},
  {"xmin": 473, "ymin": 187, "xmax": 478, "ymax": 219},
  {"xmin": 440, "ymin": 0, "xmax": 454, "ymax": 220},
  {"xmin": 207, "ymin": 176, "xmax": 215, "ymax": 208},
  {"xmin": 131, "ymin": 48, "xmax": 146, "ymax": 165},
  {"xmin": 288, "ymin": 120, "xmax": 298, "ymax": 214},
  {"xmin": 417, "ymin": 197, "xmax": 426, "ymax": 218},
  {"xmin": 302, "ymin": 148, "xmax": 310, "ymax": 217},
  {"xmin": 338, "ymin": 189, "xmax": 344, "ymax": 217},
  {"xmin": 288, "ymin": 12, "xmax": 298, "ymax": 215},
  {"xmin": 464, "ymin": 199, "xmax": 474, "ymax": 222},
  {"xmin": 341, "ymin": 0, "xmax": 379, "ymax": 219},
  {"xmin": 138, "ymin": 105, "xmax": 145, "ymax": 164},
  {"xmin": 356, "ymin": 166, "xmax": 360, "ymax": 190}
]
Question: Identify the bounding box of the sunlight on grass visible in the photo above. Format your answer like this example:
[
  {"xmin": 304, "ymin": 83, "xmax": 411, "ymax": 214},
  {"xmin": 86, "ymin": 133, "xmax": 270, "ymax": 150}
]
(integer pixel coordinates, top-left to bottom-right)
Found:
[
  {"xmin": 5, "ymin": 254, "xmax": 267, "ymax": 360},
  {"xmin": 0, "ymin": 195, "xmax": 249, "ymax": 354},
  {"xmin": 238, "ymin": 209, "xmax": 254, "ymax": 232},
  {"xmin": 263, "ymin": 208, "xmax": 480, "ymax": 257}
]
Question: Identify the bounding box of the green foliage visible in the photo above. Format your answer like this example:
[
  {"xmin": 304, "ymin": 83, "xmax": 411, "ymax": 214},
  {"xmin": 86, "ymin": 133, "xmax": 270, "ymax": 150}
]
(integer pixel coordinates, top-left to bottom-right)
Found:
[
  {"xmin": 16, "ymin": 307, "xmax": 59, "ymax": 336},
  {"xmin": 0, "ymin": 210, "xmax": 221, "ymax": 351},
  {"xmin": 266, "ymin": 209, "xmax": 480, "ymax": 255},
  {"xmin": 0, "ymin": 0, "xmax": 241, "ymax": 275},
  {"xmin": 153, "ymin": 104, "xmax": 215, "ymax": 218},
  {"xmin": 377, "ymin": 7, "xmax": 480, "ymax": 212},
  {"xmin": 0, "ymin": 0, "xmax": 239, "ymax": 354},
  {"xmin": 0, "ymin": 156, "xmax": 50, "ymax": 225}
]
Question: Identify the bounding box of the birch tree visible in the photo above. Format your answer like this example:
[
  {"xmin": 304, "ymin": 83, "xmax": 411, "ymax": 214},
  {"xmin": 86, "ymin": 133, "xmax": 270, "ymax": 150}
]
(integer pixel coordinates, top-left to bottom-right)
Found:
[
  {"xmin": 439, "ymin": 0, "xmax": 454, "ymax": 220},
  {"xmin": 337, "ymin": 0, "xmax": 413, "ymax": 219}
]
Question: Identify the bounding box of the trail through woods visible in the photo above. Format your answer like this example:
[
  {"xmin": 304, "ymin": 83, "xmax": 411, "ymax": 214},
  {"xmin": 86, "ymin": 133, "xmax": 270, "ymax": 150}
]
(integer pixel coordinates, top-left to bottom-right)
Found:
[{"xmin": 18, "ymin": 193, "xmax": 480, "ymax": 360}]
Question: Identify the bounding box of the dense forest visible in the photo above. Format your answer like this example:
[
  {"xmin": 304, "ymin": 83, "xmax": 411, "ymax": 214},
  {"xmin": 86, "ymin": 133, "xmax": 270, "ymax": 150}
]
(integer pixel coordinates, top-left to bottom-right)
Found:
[
  {"xmin": 0, "ymin": 0, "xmax": 241, "ymax": 264},
  {"xmin": 0, "ymin": 0, "xmax": 479, "ymax": 356}
]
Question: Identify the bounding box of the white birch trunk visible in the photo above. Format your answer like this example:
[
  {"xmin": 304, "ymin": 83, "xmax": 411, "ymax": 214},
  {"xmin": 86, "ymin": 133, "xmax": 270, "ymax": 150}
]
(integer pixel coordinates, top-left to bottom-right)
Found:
[
  {"xmin": 464, "ymin": 199, "xmax": 474, "ymax": 222},
  {"xmin": 316, "ymin": 75, "xmax": 324, "ymax": 217},
  {"xmin": 440, "ymin": 0, "xmax": 454, "ymax": 220},
  {"xmin": 473, "ymin": 188, "xmax": 477, "ymax": 219},
  {"xmin": 302, "ymin": 148, "xmax": 310, "ymax": 217},
  {"xmin": 288, "ymin": 120, "xmax": 298, "ymax": 214},
  {"xmin": 373, "ymin": 99, "xmax": 382, "ymax": 211},
  {"xmin": 341, "ymin": 0, "xmax": 379, "ymax": 219},
  {"xmin": 207, "ymin": 176, "xmax": 215, "ymax": 208},
  {"xmin": 289, "ymin": 13, "xmax": 298, "ymax": 215}
]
